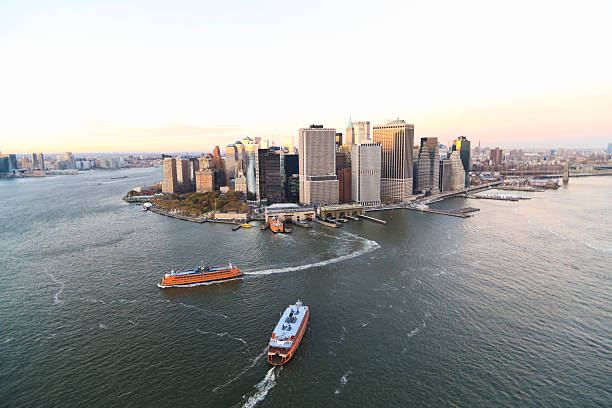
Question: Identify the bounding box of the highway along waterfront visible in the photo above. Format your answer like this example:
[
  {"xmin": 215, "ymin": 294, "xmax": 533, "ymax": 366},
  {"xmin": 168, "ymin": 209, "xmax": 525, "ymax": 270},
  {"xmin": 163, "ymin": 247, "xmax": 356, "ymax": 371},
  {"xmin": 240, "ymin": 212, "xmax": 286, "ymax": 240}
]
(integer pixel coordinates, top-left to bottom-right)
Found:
[{"xmin": 1, "ymin": 167, "xmax": 610, "ymax": 407}]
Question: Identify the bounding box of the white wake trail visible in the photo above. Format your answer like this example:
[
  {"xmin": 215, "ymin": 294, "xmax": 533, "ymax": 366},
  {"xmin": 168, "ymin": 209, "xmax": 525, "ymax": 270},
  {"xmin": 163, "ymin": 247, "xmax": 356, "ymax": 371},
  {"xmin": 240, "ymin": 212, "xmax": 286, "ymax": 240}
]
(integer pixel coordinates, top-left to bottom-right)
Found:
[
  {"xmin": 48, "ymin": 273, "xmax": 65, "ymax": 305},
  {"xmin": 213, "ymin": 347, "xmax": 267, "ymax": 392},
  {"xmin": 245, "ymin": 232, "xmax": 379, "ymax": 276},
  {"xmin": 195, "ymin": 329, "xmax": 248, "ymax": 348},
  {"xmin": 241, "ymin": 367, "xmax": 280, "ymax": 408},
  {"xmin": 177, "ymin": 302, "xmax": 228, "ymax": 319}
]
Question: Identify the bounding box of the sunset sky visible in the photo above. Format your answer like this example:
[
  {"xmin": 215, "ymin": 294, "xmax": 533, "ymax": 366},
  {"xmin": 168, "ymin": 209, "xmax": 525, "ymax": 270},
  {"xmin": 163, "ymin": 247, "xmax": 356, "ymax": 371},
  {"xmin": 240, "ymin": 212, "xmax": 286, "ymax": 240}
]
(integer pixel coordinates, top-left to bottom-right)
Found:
[{"xmin": 1, "ymin": 0, "xmax": 611, "ymax": 153}]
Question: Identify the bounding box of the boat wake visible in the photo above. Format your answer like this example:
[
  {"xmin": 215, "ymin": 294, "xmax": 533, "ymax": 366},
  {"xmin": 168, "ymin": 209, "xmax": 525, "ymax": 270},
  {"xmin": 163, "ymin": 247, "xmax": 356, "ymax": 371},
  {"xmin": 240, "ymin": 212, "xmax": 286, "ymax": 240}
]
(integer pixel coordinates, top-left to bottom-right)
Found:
[
  {"xmin": 245, "ymin": 233, "xmax": 380, "ymax": 276},
  {"xmin": 335, "ymin": 370, "xmax": 350, "ymax": 395},
  {"xmin": 241, "ymin": 366, "xmax": 281, "ymax": 408},
  {"xmin": 48, "ymin": 273, "xmax": 65, "ymax": 305},
  {"xmin": 583, "ymin": 242, "xmax": 612, "ymax": 253},
  {"xmin": 176, "ymin": 302, "xmax": 228, "ymax": 319},
  {"xmin": 196, "ymin": 329, "xmax": 248, "ymax": 349},
  {"xmin": 213, "ymin": 347, "xmax": 267, "ymax": 392}
]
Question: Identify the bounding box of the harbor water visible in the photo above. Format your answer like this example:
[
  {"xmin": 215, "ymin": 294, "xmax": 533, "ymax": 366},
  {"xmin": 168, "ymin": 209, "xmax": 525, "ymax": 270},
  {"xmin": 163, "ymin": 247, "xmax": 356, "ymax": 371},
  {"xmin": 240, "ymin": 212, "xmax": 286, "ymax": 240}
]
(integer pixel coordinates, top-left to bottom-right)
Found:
[{"xmin": 0, "ymin": 168, "xmax": 610, "ymax": 407}]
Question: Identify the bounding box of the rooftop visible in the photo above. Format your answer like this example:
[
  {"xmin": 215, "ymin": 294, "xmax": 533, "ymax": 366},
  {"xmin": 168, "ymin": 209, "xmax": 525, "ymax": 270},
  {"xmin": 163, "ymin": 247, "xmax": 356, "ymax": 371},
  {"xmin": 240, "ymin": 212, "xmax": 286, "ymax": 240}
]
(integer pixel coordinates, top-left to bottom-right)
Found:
[{"xmin": 270, "ymin": 302, "xmax": 308, "ymax": 348}]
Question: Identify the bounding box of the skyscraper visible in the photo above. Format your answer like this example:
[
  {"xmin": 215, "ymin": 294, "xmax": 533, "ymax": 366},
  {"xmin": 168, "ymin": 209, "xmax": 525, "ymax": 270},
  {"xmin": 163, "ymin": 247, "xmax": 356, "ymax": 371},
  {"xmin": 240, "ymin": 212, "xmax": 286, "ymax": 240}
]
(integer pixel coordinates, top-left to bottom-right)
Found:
[
  {"xmin": 38, "ymin": 153, "xmax": 45, "ymax": 171},
  {"xmin": 606, "ymin": 143, "xmax": 612, "ymax": 155},
  {"xmin": 257, "ymin": 148, "xmax": 283, "ymax": 203},
  {"xmin": 284, "ymin": 154, "xmax": 299, "ymax": 203},
  {"xmin": 335, "ymin": 132, "xmax": 343, "ymax": 151},
  {"xmin": 416, "ymin": 137, "xmax": 440, "ymax": 194},
  {"xmin": 449, "ymin": 151, "xmax": 465, "ymax": 191},
  {"xmin": 490, "ymin": 147, "xmax": 503, "ymax": 166},
  {"xmin": 244, "ymin": 142, "xmax": 259, "ymax": 198},
  {"xmin": 225, "ymin": 144, "xmax": 238, "ymax": 179},
  {"xmin": 353, "ymin": 121, "xmax": 371, "ymax": 144},
  {"xmin": 162, "ymin": 158, "xmax": 178, "ymax": 193},
  {"xmin": 32, "ymin": 153, "xmax": 39, "ymax": 169},
  {"xmin": 372, "ymin": 119, "xmax": 414, "ymax": 202},
  {"xmin": 345, "ymin": 120, "xmax": 355, "ymax": 145},
  {"xmin": 176, "ymin": 158, "xmax": 192, "ymax": 192},
  {"xmin": 195, "ymin": 169, "xmax": 214, "ymax": 192},
  {"xmin": 439, "ymin": 158, "xmax": 452, "ymax": 192},
  {"xmin": 212, "ymin": 146, "xmax": 222, "ymax": 169},
  {"xmin": 351, "ymin": 143, "xmax": 381, "ymax": 205},
  {"xmin": 298, "ymin": 125, "xmax": 339, "ymax": 205},
  {"xmin": 453, "ymin": 136, "xmax": 471, "ymax": 186}
]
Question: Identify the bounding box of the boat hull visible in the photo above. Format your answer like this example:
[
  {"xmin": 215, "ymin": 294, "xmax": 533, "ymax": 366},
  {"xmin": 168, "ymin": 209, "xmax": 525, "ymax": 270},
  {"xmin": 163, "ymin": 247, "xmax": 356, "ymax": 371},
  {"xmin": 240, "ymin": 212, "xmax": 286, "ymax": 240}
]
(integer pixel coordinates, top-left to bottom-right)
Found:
[
  {"xmin": 267, "ymin": 308, "xmax": 309, "ymax": 365},
  {"xmin": 159, "ymin": 267, "xmax": 242, "ymax": 288}
]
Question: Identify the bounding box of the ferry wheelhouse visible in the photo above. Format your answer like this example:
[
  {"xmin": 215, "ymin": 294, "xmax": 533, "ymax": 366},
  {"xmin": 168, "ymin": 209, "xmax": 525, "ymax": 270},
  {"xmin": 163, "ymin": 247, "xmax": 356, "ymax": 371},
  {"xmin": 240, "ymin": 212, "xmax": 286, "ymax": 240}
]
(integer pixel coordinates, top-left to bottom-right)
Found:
[
  {"xmin": 159, "ymin": 263, "xmax": 241, "ymax": 288},
  {"xmin": 268, "ymin": 300, "xmax": 309, "ymax": 365}
]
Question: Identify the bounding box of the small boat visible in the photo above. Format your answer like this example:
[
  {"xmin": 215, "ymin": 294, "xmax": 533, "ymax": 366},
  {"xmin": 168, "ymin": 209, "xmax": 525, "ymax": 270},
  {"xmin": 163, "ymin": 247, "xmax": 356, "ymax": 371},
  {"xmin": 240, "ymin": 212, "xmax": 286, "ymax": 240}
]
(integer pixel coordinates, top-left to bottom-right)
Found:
[
  {"xmin": 241, "ymin": 223, "xmax": 252, "ymax": 228},
  {"xmin": 159, "ymin": 263, "xmax": 241, "ymax": 288},
  {"xmin": 232, "ymin": 224, "xmax": 241, "ymax": 231},
  {"xmin": 261, "ymin": 222, "xmax": 270, "ymax": 230},
  {"xmin": 268, "ymin": 300, "xmax": 309, "ymax": 365},
  {"xmin": 111, "ymin": 175, "xmax": 128, "ymax": 180}
]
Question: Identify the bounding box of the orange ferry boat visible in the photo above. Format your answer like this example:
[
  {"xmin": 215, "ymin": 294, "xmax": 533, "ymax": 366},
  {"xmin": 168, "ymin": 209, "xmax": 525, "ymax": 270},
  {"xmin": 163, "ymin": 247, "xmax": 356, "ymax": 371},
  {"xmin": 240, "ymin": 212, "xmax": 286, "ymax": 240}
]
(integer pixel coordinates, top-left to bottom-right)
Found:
[
  {"xmin": 268, "ymin": 300, "xmax": 309, "ymax": 365},
  {"xmin": 158, "ymin": 263, "xmax": 241, "ymax": 288},
  {"xmin": 269, "ymin": 217, "xmax": 291, "ymax": 233}
]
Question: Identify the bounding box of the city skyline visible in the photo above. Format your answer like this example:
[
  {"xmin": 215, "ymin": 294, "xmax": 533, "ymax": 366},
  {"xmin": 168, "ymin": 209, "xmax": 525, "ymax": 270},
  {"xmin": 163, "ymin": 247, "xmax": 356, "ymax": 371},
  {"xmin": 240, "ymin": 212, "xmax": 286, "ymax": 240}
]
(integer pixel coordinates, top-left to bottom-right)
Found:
[{"xmin": 1, "ymin": 0, "xmax": 611, "ymax": 153}]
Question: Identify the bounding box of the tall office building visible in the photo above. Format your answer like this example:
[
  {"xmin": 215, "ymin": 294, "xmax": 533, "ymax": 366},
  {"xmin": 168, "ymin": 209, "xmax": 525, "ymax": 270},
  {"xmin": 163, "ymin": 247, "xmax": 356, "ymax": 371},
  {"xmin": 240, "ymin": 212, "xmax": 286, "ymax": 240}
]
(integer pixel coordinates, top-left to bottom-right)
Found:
[
  {"xmin": 607, "ymin": 143, "xmax": 612, "ymax": 155},
  {"xmin": 337, "ymin": 168, "xmax": 351, "ymax": 203},
  {"xmin": 416, "ymin": 138, "xmax": 440, "ymax": 194},
  {"xmin": 439, "ymin": 158, "xmax": 452, "ymax": 192},
  {"xmin": 63, "ymin": 152, "xmax": 75, "ymax": 169},
  {"xmin": 257, "ymin": 148, "xmax": 283, "ymax": 203},
  {"xmin": 176, "ymin": 158, "xmax": 192, "ymax": 192},
  {"xmin": 372, "ymin": 119, "xmax": 414, "ymax": 202},
  {"xmin": 351, "ymin": 143, "xmax": 381, "ymax": 206},
  {"xmin": 0, "ymin": 154, "xmax": 15, "ymax": 176},
  {"xmin": 335, "ymin": 132, "xmax": 343, "ymax": 152},
  {"xmin": 449, "ymin": 151, "xmax": 466, "ymax": 190},
  {"xmin": 298, "ymin": 125, "xmax": 339, "ymax": 205},
  {"xmin": 212, "ymin": 146, "xmax": 222, "ymax": 169},
  {"xmin": 490, "ymin": 147, "xmax": 503, "ymax": 166},
  {"xmin": 225, "ymin": 144, "xmax": 238, "ymax": 179},
  {"xmin": 235, "ymin": 141, "xmax": 246, "ymax": 169},
  {"xmin": 452, "ymin": 136, "xmax": 471, "ymax": 186},
  {"xmin": 195, "ymin": 169, "xmax": 214, "ymax": 192},
  {"xmin": 38, "ymin": 153, "xmax": 45, "ymax": 171},
  {"xmin": 244, "ymin": 141, "xmax": 259, "ymax": 198},
  {"xmin": 162, "ymin": 158, "xmax": 178, "ymax": 193},
  {"xmin": 345, "ymin": 120, "xmax": 356, "ymax": 145},
  {"xmin": 32, "ymin": 153, "xmax": 39, "ymax": 169},
  {"xmin": 353, "ymin": 121, "xmax": 371, "ymax": 144},
  {"xmin": 283, "ymin": 154, "xmax": 299, "ymax": 203}
]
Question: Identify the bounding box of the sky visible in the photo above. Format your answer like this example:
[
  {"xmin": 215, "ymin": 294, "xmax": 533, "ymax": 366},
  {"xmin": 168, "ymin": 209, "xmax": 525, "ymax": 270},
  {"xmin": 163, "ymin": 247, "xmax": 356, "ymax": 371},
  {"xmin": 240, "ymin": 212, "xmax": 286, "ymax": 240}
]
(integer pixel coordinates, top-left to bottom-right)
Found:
[{"xmin": 1, "ymin": 0, "xmax": 611, "ymax": 153}]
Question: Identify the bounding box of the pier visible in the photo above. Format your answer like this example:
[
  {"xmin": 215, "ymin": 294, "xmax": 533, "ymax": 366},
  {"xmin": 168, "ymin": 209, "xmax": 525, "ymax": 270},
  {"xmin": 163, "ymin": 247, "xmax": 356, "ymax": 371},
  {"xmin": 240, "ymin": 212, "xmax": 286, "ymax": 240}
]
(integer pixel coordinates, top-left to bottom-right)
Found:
[
  {"xmin": 314, "ymin": 218, "xmax": 342, "ymax": 228},
  {"xmin": 497, "ymin": 186, "xmax": 543, "ymax": 192},
  {"xmin": 358, "ymin": 214, "xmax": 387, "ymax": 224},
  {"xmin": 465, "ymin": 193, "xmax": 529, "ymax": 201},
  {"xmin": 406, "ymin": 207, "xmax": 473, "ymax": 218},
  {"xmin": 148, "ymin": 206, "xmax": 207, "ymax": 223}
]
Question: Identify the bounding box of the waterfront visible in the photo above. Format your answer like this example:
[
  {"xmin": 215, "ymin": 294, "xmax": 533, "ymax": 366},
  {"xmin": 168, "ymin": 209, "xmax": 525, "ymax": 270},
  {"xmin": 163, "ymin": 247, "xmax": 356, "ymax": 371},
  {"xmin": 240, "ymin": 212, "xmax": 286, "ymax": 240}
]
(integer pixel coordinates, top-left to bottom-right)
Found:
[{"xmin": 1, "ymin": 168, "xmax": 610, "ymax": 407}]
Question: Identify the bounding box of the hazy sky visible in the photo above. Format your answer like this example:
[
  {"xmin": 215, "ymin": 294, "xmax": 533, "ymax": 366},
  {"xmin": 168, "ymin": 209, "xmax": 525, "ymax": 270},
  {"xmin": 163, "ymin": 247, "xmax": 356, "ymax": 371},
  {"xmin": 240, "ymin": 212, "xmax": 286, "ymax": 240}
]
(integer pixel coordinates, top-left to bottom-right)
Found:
[{"xmin": 1, "ymin": 0, "xmax": 611, "ymax": 153}]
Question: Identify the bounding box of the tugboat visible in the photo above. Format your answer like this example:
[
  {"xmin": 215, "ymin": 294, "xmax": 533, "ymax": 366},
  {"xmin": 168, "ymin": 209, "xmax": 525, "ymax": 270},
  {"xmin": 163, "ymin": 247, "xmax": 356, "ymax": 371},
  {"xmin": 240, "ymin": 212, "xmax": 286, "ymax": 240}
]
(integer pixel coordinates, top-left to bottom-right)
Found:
[
  {"xmin": 267, "ymin": 300, "xmax": 309, "ymax": 365},
  {"xmin": 158, "ymin": 263, "xmax": 241, "ymax": 287}
]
